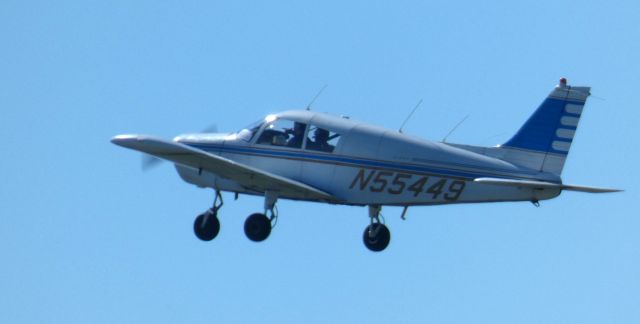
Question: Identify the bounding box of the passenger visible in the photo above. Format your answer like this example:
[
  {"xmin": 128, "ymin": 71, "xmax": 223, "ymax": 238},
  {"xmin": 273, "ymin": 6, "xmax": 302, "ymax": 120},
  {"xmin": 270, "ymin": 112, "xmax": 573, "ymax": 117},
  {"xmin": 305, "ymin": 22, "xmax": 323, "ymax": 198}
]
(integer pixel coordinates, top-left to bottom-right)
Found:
[
  {"xmin": 310, "ymin": 128, "xmax": 334, "ymax": 152},
  {"xmin": 286, "ymin": 122, "xmax": 306, "ymax": 148}
]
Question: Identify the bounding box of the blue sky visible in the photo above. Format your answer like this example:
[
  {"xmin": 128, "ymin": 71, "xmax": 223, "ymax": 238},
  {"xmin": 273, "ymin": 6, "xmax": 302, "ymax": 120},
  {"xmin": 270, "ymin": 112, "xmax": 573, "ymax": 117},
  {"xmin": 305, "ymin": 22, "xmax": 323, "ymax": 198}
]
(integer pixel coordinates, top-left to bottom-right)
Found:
[{"xmin": 1, "ymin": 1, "xmax": 638, "ymax": 323}]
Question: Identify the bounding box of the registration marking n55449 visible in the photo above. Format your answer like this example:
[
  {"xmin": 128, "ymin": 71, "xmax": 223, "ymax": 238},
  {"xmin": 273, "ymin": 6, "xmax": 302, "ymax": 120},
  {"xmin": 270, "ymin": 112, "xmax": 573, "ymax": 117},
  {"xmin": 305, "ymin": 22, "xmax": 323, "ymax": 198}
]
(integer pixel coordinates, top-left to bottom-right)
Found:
[{"xmin": 349, "ymin": 168, "xmax": 466, "ymax": 201}]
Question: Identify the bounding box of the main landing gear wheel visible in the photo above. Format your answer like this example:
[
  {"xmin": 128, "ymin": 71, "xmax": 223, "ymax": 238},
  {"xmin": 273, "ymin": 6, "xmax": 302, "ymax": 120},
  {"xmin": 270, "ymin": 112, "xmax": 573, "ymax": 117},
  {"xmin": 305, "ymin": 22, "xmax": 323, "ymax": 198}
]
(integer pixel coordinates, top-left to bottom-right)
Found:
[
  {"xmin": 244, "ymin": 191, "xmax": 278, "ymax": 243},
  {"xmin": 363, "ymin": 223, "xmax": 390, "ymax": 252},
  {"xmin": 244, "ymin": 213, "xmax": 271, "ymax": 242},
  {"xmin": 363, "ymin": 205, "xmax": 390, "ymax": 252},
  {"xmin": 193, "ymin": 190, "xmax": 223, "ymax": 242},
  {"xmin": 194, "ymin": 210, "xmax": 220, "ymax": 241}
]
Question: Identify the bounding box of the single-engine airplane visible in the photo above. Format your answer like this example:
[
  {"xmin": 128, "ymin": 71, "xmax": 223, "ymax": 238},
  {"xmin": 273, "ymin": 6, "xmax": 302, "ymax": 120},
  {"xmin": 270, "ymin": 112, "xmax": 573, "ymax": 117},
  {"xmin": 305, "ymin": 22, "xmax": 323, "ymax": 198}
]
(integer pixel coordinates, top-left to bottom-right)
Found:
[{"xmin": 112, "ymin": 79, "xmax": 620, "ymax": 252}]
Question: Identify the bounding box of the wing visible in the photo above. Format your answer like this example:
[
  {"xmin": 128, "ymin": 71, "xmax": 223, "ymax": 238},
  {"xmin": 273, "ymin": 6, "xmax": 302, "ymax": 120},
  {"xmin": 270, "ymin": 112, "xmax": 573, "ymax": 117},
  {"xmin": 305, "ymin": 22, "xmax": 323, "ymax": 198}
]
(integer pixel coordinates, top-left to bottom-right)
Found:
[
  {"xmin": 474, "ymin": 177, "xmax": 622, "ymax": 193},
  {"xmin": 111, "ymin": 135, "xmax": 336, "ymax": 201}
]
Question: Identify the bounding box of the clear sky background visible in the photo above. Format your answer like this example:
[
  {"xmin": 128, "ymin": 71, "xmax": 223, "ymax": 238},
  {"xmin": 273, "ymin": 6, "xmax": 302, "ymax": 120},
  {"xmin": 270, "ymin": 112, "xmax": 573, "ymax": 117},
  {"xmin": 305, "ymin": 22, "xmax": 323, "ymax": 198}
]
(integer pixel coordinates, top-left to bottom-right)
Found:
[{"xmin": 1, "ymin": 1, "xmax": 638, "ymax": 323}]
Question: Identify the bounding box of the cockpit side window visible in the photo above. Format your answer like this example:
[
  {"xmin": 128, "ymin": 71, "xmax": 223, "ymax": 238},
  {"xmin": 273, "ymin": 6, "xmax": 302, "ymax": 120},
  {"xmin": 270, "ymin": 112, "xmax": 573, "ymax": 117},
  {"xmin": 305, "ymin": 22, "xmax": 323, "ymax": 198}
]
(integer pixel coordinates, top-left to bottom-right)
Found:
[
  {"xmin": 305, "ymin": 125, "xmax": 340, "ymax": 153},
  {"xmin": 256, "ymin": 119, "xmax": 308, "ymax": 149}
]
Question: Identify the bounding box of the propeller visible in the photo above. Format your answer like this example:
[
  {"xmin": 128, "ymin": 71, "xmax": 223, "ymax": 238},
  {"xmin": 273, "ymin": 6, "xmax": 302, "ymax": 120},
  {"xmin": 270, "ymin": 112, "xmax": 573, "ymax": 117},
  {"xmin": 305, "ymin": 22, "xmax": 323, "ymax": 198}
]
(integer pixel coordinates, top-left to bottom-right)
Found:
[
  {"xmin": 142, "ymin": 154, "xmax": 163, "ymax": 171},
  {"xmin": 202, "ymin": 124, "xmax": 218, "ymax": 133},
  {"xmin": 140, "ymin": 123, "xmax": 219, "ymax": 171}
]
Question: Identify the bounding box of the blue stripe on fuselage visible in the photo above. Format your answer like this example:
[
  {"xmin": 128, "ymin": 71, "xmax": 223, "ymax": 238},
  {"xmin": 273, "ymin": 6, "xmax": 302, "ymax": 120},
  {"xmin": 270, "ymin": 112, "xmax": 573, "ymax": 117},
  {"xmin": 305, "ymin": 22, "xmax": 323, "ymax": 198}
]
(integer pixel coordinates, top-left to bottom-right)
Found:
[{"xmin": 184, "ymin": 142, "xmax": 555, "ymax": 182}]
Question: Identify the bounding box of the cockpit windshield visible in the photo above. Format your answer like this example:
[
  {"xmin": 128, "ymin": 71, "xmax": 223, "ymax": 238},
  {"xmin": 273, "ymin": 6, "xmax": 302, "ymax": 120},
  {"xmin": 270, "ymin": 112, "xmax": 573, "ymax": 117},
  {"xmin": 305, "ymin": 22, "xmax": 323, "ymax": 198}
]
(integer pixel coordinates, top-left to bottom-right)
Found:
[{"xmin": 236, "ymin": 119, "xmax": 264, "ymax": 142}]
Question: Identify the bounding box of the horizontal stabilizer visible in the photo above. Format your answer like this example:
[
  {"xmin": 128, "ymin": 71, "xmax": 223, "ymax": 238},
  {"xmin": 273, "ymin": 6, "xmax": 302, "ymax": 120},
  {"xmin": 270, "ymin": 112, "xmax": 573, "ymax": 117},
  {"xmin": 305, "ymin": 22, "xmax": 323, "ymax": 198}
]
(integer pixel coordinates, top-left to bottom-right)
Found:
[
  {"xmin": 560, "ymin": 184, "xmax": 623, "ymax": 193},
  {"xmin": 111, "ymin": 134, "xmax": 336, "ymax": 201},
  {"xmin": 474, "ymin": 177, "xmax": 621, "ymax": 193}
]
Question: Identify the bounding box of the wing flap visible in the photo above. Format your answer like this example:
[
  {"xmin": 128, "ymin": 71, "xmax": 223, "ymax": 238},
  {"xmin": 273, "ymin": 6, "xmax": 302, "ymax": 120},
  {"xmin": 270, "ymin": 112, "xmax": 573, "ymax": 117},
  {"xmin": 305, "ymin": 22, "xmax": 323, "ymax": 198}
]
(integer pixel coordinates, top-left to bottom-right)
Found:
[
  {"xmin": 474, "ymin": 177, "xmax": 621, "ymax": 193},
  {"xmin": 111, "ymin": 135, "xmax": 336, "ymax": 201}
]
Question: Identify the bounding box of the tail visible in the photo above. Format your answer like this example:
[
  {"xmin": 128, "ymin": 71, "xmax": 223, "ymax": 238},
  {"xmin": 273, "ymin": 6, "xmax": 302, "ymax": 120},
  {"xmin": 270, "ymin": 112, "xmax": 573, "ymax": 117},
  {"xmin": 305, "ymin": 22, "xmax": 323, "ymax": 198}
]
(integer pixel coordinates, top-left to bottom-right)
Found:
[{"xmin": 500, "ymin": 78, "xmax": 591, "ymax": 175}]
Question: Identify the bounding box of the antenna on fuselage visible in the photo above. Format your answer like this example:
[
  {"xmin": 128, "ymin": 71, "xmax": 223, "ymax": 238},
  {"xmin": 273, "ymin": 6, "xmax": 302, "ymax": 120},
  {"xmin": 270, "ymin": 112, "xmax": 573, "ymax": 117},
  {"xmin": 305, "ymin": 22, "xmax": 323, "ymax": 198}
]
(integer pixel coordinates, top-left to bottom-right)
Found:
[
  {"xmin": 306, "ymin": 84, "xmax": 328, "ymax": 111},
  {"xmin": 398, "ymin": 99, "xmax": 423, "ymax": 133},
  {"xmin": 442, "ymin": 114, "xmax": 469, "ymax": 143}
]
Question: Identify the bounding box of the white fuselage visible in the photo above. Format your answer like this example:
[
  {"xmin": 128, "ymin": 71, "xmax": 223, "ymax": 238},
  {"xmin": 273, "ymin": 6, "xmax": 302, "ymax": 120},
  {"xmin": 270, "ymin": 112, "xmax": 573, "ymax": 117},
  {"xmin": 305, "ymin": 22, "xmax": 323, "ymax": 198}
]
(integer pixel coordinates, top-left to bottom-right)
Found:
[{"xmin": 174, "ymin": 110, "xmax": 561, "ymax": 206}]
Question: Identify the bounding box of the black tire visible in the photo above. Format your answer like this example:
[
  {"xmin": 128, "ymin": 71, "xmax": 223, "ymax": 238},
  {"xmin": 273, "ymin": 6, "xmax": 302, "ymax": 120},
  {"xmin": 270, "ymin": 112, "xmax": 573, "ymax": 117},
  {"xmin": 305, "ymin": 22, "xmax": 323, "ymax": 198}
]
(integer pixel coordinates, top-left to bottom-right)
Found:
[
  {"xmin": 244, "ymin": 213, "xmax": 271, "ymax": 242},
  {"xmin": 193, "ymin": 211, "xmax": 220, "ymax": 241},
  {"xmin": 362, "ymin": 223, "xmax": 391, "ymax": 252}
]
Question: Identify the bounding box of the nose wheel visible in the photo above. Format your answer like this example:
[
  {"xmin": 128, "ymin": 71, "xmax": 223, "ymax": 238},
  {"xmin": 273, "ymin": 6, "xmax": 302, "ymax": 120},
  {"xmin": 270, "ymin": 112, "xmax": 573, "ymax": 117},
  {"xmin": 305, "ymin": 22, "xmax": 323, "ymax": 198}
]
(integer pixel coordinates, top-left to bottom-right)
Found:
[{"xmin": 193, "ymin": 191, "xmax": 223, "ymax": 241}]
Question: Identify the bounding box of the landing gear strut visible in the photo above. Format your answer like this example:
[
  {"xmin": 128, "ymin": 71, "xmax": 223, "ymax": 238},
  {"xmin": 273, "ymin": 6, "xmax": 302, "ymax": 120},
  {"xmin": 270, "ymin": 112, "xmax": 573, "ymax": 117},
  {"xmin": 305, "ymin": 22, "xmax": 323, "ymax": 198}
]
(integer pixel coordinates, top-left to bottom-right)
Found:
[
  {"xmin": 362, "ymin": 205, "xmax": 390, "ymax": 252},
  {"xmin": 244, "ymin": 191, "xmax": 278, "ymax": 242},
  {"xmin": 193, "ymin": 191, "xmax": 223, "ymax": 241}
]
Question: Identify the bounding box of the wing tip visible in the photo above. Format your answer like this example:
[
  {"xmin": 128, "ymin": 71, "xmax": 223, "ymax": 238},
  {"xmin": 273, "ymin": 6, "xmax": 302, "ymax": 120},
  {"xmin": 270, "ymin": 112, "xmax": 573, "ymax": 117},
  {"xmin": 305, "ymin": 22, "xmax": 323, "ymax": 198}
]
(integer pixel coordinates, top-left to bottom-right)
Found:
[
  {"xmin": 111, "ymin": 134, "xmax": 159, "ymax": 148},
  {"xmin": 111, "ymin": 134, "xmax": 139, "ymax": 145}
]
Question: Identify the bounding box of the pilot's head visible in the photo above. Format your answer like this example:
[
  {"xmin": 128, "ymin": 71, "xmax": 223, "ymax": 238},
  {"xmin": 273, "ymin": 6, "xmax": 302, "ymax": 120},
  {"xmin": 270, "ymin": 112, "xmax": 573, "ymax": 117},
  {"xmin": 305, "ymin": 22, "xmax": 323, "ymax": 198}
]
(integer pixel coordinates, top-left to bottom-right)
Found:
[{"xmin": 293, "ymin": 122, "xmax": 305, "ymax": 135}]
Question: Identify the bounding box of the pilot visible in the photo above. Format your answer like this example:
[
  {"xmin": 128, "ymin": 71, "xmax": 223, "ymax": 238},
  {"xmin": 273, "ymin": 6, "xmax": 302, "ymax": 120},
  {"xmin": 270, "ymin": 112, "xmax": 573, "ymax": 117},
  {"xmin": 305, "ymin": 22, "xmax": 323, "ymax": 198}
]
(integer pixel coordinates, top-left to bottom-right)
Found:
[
  {"xmin": 310, "ymin": 128, "xmax": 334, "ymax": 152},
  {"xmin": 286, "ymin": 122, "xmax": 306, "ymax": 148}
]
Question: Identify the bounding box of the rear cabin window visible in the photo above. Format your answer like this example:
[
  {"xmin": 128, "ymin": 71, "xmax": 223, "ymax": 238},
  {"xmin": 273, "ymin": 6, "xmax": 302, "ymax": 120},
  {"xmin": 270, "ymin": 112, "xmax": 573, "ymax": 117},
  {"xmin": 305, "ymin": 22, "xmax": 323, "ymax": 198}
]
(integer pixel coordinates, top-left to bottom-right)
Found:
[{"xmin": 305, "ymin": 125, "xmax": 340, "ymax": 153}]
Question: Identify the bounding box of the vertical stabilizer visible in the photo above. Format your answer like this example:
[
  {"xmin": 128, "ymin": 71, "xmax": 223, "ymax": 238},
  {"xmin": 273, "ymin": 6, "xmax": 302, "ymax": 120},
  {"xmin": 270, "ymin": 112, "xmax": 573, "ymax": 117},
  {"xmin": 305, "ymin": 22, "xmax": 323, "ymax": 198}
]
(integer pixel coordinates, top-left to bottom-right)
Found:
[{"xmin": 501, "ymin": 78, "xmax": 590, "ymax": 175}]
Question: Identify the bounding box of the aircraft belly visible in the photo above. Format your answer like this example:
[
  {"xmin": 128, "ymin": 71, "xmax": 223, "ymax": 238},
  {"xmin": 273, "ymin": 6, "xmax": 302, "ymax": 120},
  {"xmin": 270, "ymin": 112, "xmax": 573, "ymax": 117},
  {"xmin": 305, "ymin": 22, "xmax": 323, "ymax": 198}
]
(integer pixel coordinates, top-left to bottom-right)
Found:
[{"xmin": 333, "ymin": 166, "xmax": 560, "ymax": 206}]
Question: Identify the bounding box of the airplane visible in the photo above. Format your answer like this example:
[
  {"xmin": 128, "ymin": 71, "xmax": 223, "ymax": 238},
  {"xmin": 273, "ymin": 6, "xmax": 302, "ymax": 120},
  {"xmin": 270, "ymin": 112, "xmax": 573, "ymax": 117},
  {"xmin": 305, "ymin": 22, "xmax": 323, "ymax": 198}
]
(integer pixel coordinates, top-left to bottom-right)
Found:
[{"xmin": 112, "ymin": 78, "xmax": 620, "ymax": 252}]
